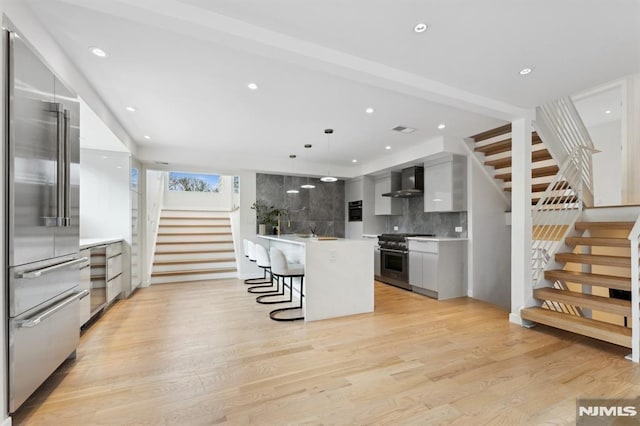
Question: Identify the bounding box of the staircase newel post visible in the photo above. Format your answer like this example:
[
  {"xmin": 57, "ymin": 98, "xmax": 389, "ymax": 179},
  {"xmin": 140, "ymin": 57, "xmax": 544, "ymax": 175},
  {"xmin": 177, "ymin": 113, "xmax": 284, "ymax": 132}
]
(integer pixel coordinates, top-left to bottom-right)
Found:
[{"xmin": 510, "ymin": 117, "xmax": 534, "ymax": 325}]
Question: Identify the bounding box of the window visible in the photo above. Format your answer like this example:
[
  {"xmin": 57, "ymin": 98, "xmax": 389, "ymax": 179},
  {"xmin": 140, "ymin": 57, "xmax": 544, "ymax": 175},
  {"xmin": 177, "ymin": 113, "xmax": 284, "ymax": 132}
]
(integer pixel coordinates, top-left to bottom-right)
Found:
[{"xmin": 168, "ymin": 172, "xmax": 221, "ymax": 192}]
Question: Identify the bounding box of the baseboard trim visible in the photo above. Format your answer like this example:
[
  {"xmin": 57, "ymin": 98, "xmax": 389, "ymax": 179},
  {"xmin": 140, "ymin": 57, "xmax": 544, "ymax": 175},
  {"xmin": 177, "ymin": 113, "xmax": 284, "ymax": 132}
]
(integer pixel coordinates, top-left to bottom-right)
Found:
[
  {"xmin": 509, "ymin": 312, "xmax": 524, "ymax": 326},
  {"xmin": 3, "ymin": 415, "xmax": 13, "ymax": 426}
]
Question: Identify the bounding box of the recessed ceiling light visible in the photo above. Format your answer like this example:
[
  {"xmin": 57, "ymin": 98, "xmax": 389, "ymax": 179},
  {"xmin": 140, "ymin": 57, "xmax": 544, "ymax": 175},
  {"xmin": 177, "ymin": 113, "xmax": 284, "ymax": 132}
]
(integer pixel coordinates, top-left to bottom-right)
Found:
[
  {"xmin": 519, "ymin": 67, "xmax": 533, "ymax": 75},
  {"xmin": 437, "ymin": 123, "xmax": 446, "ymax": 130},
  {"xmin": 101, "ymin": 156, "xmax": 108, "ymax": 159},
  {"xmin": 365, "ymin": 107, "xmax": 374, "ymax": 114},
  {"xmin": 143, "ymin": 135, "xmax": 151, "ymax": 140},
  {"xmin": 352, "ymin": 159, "xmax": 358, "ymax": 163},
  {"xmin": 89, "ymin": 47, "xmax": 108, "ymax": 58},
  {"xmin": 286, "ymin": 189, "xmax": 299, "ymax": 194},
  {"xmin": 385, "ymin": 146, "xmax": 391, "ymax": 150},
  {"xmin": 125, "ymin": 106, "xmax": 137, "ymax": 112},
  {"xmin": 414, "ymin": 22, "xmax": 428, "ymax": 33},
  {"xmin": 304, "ymin": 144, "xmax": 312, "ymax": 149},
  {"xmin": 320, "ymin": 176, "xmax": 338, "ymax": 182},
  {"xmin": 301, "ymin": 184, "xmax": 316, "ymax": 189},
  {"xmin": 116, "ymin": 166, "xmax": 122, "ymax": 169},
  {"xmin": 289, "ymin": 154, "xmax": 297, "ymax": 159},
  {"xmin": 605, "ymin": 110, "xmax": 612, "ymax": 114},
  {"xmin": 247, "ymin": 83, "xmax": 258, "ymax": 90}
]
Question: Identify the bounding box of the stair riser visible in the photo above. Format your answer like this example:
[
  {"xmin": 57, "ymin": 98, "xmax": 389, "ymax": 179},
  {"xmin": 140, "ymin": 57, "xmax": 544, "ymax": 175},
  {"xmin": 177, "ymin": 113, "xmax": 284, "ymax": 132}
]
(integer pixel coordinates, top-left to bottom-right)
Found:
[
  {"xmin": 157, "ymin": 226, "xmax": 231, "ymax": 233},
  {"xmin": 154, "ymin": 251, "xmax": 235, "ymax": 261},
  {"xmin": 159, "ymin": 219, "xmax": 231, "ymax": 227},
  {"xmin": 150, "ymin": 271, "xmax": 238, "ymax": 285},
  {"xmin": 156, "ymin": 234, "xmax": 232, "ymax": 243},
  {"xmin": 152, "ymin": 261, "xmax": 237, "ymax": 273},
  {"xmin": 155, "ymin": 243, "xmax": 235, "ymax": 251},
  {"xmin": 161, "ymin": 210, "xmax": 230, "ymax": 219}
]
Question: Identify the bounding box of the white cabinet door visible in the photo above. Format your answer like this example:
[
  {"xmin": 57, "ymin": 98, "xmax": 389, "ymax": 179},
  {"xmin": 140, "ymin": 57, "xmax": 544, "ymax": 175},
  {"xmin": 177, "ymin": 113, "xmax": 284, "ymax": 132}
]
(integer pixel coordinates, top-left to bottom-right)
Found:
[
  {"xmin": 408, "ymin": 251, "xmax": 423, "ymax": 287},
  {"xmin": 374, "ymin": 174, "xmax": 403, "ymax": 215},
  {"xmin": 422, "ymin": 253, "xmax": 439, "ymax": 292},
  {"xmin": 424, "ymin": 154, "xmax": 466, "ymax": 212}
]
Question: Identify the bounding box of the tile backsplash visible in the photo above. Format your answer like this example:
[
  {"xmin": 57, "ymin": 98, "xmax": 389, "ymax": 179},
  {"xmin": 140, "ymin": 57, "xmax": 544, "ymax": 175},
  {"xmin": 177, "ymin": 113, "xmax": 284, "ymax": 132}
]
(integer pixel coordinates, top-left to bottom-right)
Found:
[
  {"xmin": 256, "ymin": 173, "xmax": 345, "ymax": 238},
  {"xmin": 385, "ymin": 196, "xmax": 467, "ymax": 237}
]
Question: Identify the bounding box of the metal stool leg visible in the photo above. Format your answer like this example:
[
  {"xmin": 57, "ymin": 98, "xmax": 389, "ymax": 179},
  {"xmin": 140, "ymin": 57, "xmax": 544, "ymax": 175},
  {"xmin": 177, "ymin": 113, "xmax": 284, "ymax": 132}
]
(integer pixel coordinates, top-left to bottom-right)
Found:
[{"xmin": 269, "ymin": 276, "xmax": 304, "ymax": 321}]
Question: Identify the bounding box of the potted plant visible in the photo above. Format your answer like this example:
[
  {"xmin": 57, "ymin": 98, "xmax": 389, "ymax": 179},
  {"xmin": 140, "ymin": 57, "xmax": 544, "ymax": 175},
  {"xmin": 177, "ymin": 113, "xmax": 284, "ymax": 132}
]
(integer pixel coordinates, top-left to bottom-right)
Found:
[{"xmin": 251, "ymin": 201, "xmax": 289, "ymax": 235}]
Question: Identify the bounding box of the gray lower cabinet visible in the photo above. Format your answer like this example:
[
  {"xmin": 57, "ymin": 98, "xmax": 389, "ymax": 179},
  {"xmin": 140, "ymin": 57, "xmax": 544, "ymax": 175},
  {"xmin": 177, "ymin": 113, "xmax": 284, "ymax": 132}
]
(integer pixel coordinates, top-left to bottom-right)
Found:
[
  {"xmin": 408, "ymin": 239, "xmax": 466, "ymax": 299},
  {"xmin": 106, "ymin": 242, "xmax": 123, "ymax": 303},
  {"xmin": 79, "ymin": 249, "xmax": 91, "ymax": 326}
]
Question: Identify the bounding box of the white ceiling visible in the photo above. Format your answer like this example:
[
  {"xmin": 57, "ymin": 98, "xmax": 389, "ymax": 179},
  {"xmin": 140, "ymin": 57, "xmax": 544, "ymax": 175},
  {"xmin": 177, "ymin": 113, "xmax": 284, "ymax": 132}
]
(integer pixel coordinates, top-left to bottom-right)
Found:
[{"xmin": 23, "ymin": 0, "xmax": 640, "ymax": 176}]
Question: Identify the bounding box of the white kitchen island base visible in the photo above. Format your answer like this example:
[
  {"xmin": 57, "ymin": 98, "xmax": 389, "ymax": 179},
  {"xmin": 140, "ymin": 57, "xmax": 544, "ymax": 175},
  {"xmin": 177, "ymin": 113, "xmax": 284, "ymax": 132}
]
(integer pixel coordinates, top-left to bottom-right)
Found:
[{"xmin": 257, "ymin": 235, "xmax": 374, "ymax": 322}]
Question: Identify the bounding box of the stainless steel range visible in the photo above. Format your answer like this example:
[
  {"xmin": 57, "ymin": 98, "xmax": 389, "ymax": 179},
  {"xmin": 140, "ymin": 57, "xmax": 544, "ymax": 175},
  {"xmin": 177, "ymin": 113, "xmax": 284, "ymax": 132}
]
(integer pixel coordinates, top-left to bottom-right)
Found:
[{"xmin": 378, "ymin": 233, "xmax": 434, "ymax": 290}]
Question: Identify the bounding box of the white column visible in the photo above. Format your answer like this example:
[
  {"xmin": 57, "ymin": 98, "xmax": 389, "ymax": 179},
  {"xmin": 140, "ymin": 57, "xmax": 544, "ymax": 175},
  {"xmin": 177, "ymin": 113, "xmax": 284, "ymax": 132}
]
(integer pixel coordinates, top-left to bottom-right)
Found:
[{"xmin": 510, "ymin": 118, "xmax": 533, "ymax": 325}]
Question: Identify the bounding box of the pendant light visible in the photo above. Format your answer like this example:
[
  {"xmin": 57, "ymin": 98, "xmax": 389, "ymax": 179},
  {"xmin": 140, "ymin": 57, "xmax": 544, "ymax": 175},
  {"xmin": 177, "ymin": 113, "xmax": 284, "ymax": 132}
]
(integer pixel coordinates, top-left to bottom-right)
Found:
[
  {"xmin": 300, "ymin": 176, "xmax": 315, "ymax": 189},
  {"xmin": 320, "ymin": 128, "xmax": 338, "ymax": 183}
]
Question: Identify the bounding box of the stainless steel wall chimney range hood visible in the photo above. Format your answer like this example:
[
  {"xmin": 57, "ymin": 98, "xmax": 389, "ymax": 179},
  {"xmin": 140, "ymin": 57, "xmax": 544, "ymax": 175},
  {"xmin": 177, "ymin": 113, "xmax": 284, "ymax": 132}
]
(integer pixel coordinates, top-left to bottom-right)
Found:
[{"xmin": 382, "ymin": 166, "xmax": 424, "ymax": 198}]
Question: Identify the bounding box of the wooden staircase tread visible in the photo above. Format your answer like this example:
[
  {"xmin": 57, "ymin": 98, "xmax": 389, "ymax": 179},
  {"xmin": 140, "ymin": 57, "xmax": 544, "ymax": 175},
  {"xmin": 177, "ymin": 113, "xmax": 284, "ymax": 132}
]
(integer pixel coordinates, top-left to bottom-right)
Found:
[
  {"xmin": 484, "ymin": 149, "xmax": 552, "ymax": 169},
  {"xmin": 160, "ymin": 217, "xmax": 230, "ymax": 221},
  {"xmin": 496, "ymin": 165, "xmax": 559, "ymax": 182},
  {"xmin": 154, "ymin": 249, "xmax": 235, "ymax": 255},
  {"xmin": 565, "ymin": 237, "xmax": 633, "ymax": 248},
  {"xmin": 544, "ymin": 270, "xmax": 631, "ymax": 290},
  {"xmin": 575, "ymin": 221, "xmax": 635, "ymax": 231},
  {"xmin": 470, "ymin": 124, "xmax": 512, "ymax": 142},
  {"xmin": 533, "ymin": 287, "xmax": 631, "ymax": 317},
  {"xmin": 156, "ymin": 240, "xmax": 234, "ymax": 245},
  {"xmin": 532, "ymin": 195, "xmax": 578, "ymax": 205},
  {"xmin": 153, "ymin": 258, "xmax": 236, "ymax": 266},
  {"xmin": 159, "ymin": 224, "xmax": 231, "ymax": 228},
  {"xmin": 505, "ymin": 181, "xmax": 569, "ymax": 193},
  {"xmin": 151, "ymin": 267, "xmax": 237, "ymax": 277},
  {"xmin": 474, "ymin": 135, "xmax": 542, "ymax": 156},
  {"xmin": 521, "ymin": 307, "xmax": 631, "ymax": 348},
  {"xmin": 157, "ymin": 232, "xmax": 232, "ymax": 236},
  {"xmin": 555, "ymin": 252, "xmax": 631, "ymax": 267}
]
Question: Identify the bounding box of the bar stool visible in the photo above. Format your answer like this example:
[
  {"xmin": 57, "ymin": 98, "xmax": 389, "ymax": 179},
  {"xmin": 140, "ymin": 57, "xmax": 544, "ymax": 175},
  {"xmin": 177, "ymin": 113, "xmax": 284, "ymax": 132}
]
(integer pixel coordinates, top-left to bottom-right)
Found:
[
  {"xmin": 243, "ymin": 241, "xmax": 271, "ymax": 286},
  {"xmin": 247, "ymin": 244, "xmax": 279, "ymax": 294},
  {"xmin": 268, "ymin": 247, "xmax": 304, "ymax": 322}
]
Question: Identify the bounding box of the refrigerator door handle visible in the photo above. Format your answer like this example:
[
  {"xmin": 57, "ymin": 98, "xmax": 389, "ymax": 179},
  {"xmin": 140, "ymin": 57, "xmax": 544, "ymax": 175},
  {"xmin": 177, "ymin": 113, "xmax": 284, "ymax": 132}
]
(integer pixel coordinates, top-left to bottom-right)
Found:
[
  {"xmin": 63, "ymin": 108, "xmax": 71, "ymax": 227},
  {"xmin": 18, "ymin": 257, "xmax": 88, "ymax": 279},
  {"xmin": 16, "ymin": 290, "xmax": 88, "ymax": 328},
  {"xmin": 53, "ymin": 102, "xmax": 65, "ymax": 227}
]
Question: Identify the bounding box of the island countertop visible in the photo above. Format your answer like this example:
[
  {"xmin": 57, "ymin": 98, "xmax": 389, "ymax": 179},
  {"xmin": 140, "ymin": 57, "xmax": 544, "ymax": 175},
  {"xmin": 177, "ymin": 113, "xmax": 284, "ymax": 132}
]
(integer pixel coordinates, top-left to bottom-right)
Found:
[{"xmin": 80, "ymin": 237, "xmax": 124, "ymax": 249}]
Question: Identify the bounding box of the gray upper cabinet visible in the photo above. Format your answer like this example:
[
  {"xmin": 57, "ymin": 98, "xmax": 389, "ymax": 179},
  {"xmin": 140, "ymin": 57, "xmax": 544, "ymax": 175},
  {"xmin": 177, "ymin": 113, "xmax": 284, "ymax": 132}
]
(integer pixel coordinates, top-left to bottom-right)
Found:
[
  {"xmin": 423, "ymin": 153, "xmax": 467, "ymax": 212},
  {"xmin": 374, "ymin": 173, "xmax": 402, "ymax": 215}
]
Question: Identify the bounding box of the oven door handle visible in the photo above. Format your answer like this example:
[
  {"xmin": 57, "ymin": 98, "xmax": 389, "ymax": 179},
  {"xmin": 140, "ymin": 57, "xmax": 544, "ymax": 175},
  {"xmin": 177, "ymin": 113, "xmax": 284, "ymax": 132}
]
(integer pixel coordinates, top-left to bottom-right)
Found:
[
  {"xmin": 380, "ymin": 248, "xmax": 408, "ymax": 254},
  {"xmin": 16, "ymin": 290, "xmax": 88, "ymax": 328}
]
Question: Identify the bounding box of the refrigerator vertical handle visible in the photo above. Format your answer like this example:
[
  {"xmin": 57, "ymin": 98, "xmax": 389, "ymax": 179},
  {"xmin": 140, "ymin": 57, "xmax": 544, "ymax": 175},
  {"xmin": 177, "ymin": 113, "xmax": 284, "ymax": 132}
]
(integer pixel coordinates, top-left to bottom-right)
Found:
[
  {"xmin": 53, "ymin": 102, "xmax": 65, "ymax": 227},
  {"xmin": 63, "ymin": 109, "xmax": 71, "ymax": 227}
]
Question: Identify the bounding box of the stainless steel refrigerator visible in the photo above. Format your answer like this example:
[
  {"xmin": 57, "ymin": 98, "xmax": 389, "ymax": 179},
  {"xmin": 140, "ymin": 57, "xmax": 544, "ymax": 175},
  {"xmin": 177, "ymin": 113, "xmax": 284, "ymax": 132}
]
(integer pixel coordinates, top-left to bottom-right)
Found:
[{"xmin": 5, "ymin": 26, "xmax": 86, "ymax": 412}]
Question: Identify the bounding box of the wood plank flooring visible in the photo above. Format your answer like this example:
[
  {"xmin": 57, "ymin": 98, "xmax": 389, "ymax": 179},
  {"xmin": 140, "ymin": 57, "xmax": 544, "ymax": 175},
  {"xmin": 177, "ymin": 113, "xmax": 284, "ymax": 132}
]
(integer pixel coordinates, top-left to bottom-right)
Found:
[{"xmin": 12, "ymin": 280, "xmax": 640, "ymax": 425}]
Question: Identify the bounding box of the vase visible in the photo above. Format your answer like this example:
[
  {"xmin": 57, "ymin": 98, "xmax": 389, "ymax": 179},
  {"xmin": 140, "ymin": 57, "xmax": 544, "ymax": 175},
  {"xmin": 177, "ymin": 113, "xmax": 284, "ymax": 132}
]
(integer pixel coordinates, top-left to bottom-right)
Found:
[{"xmin": 258, "ymin": 224, "xmax": 267, "ymax": 235}]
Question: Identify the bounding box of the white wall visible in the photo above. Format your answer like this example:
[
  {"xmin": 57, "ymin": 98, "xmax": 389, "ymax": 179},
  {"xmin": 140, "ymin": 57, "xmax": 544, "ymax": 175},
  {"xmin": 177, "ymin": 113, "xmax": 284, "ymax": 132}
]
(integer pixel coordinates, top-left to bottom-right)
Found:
[
  {"xmin": 624, "ymin": 74, "xmax": 640, "ymax": 204},
  {"xmin": 163, "ymin": 175, "xmax": 234, "ymax": 211},
  {"xmin": 144, "ymin": 169, "xmax": 165, "ymax": 286},
  {"xmin": 80, "ymin": 149, "xmax": 131, "ymax": 241},
  {"xmin": 235, "ymin": 171, "xmax": 262, "ymax": 279},
  {"xmin": 589, "ymin": 120, "xmax": 623, "ymax": 206}
]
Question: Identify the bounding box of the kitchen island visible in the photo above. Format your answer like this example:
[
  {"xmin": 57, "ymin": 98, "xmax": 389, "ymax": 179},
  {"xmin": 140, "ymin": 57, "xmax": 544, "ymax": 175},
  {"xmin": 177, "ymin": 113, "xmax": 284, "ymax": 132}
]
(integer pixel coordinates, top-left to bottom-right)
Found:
[{"xmin": 256, "ymin": 235, "xmax": 374, "ymax": 321}]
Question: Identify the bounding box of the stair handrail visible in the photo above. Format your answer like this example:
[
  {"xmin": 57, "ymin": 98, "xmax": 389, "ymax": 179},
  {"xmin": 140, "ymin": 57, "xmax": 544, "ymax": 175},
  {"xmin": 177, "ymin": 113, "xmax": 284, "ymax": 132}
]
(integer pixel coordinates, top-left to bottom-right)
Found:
[
  {"xmin": 536, "ymin": 97, "xmax": 597, "ymax": 207},
  {"xmin": 531, "ymin": 145, "xmax": 590, "ymax": 288},
  {"xmin": 629, "ymin": 214, "xmax": 640, "ymax": 363}
]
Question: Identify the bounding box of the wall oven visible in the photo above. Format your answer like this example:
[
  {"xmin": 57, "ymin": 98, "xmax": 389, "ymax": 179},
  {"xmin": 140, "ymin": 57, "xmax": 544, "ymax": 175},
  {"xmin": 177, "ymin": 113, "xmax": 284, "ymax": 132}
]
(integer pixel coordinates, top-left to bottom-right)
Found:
[{"xmin": 348, "ymin": 200, "xmax": 362, "ymax": 222}]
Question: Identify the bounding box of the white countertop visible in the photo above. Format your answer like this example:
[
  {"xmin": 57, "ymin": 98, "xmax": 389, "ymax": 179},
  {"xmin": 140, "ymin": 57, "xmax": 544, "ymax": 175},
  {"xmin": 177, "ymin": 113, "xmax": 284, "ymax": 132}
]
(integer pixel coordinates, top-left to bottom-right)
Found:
[
  {"xmin": 362, "ymin": 234, "xmax": 379, "ymax": 239},
  {"xmin": 257, "ymin": 234, "xmax": 371, "ymax": 245},
  {"xmin": 80, "ymin": 237, "xmax": 124, "ymax": 249},
  {"xmin": 406, "ymin": 237, "xmax": 468, "ymax": 242}
]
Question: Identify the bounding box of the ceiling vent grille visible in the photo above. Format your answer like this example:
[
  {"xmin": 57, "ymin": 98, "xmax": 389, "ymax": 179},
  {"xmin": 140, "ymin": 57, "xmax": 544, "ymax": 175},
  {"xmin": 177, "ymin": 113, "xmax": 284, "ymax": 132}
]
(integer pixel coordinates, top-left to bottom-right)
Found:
[{"xmin": 392, "ymin": 125, "xmax": 416, "ymax": 134}]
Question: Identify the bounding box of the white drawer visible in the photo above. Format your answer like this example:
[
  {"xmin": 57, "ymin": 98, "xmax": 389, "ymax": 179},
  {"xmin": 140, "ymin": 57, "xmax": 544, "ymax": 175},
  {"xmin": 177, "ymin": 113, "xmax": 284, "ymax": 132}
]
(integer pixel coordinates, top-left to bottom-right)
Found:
[
  {"xmin": 106, "ymin": 242, "xmax": 122, "ymax": 258},
  {"xmin": 107, "ymin": 254, "xmax": 123, "ymax": 281},
  {"xmin": 79, "ymin": 289, "xmax": 91, "ymax": 326},
  {"xmin": 107, "ymin": 274, "xmax": 122, "ymax": 303},
  {"xmin": 408, "ymin": 240, "xmax": 438, "ymax": 254}
]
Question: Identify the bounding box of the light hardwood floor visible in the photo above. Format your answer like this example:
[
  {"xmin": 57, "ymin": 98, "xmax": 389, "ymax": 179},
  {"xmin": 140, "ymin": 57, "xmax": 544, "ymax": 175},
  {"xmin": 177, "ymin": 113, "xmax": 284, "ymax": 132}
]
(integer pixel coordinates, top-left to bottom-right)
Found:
[{"xmin": 13, "ymin": 280, "xmax": 640, "ymax": 425}]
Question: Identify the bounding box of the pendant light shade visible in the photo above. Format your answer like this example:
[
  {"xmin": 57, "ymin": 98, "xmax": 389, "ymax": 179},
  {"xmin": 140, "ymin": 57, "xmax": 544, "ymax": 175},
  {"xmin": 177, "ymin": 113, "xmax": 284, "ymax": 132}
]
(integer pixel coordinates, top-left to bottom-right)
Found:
[{"xmin": 321, "ymin": 128, "xmax": 337, "ymax": 183}]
